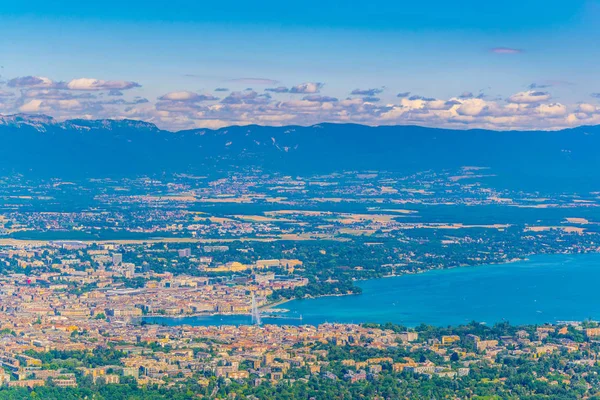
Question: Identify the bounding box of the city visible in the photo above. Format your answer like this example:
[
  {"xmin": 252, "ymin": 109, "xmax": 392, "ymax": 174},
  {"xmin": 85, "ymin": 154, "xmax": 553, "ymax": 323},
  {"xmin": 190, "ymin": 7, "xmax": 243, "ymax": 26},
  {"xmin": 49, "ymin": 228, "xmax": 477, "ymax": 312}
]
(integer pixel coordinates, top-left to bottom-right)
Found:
[
  {"xmin": 0, "ymin": 166, "xmax": 598, "ymax": 398},
  {"xmin": 3, "ymin": 0, "xmax": 600, "ymax": 398}
]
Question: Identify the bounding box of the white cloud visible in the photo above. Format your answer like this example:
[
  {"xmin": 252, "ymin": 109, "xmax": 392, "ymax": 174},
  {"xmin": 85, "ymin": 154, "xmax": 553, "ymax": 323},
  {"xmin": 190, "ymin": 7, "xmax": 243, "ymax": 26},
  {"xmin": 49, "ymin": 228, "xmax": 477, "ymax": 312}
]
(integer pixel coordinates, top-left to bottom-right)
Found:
[
  {"xmin": 9, "ymin": 76, "xmax": 56, "ymax": 88},
  {"xmin": 455, "ymin": 99, "xmax": 488, "ymax": 116},
  {"xmin": 578, "ymin": 103, "xmax": 597, "ymax": 114},
  {"xmin": 290, "ymin": 82, "xmax": 323, "ymax": 94},
  {"xmin": 508, "ymin": 90, "xmax": 551, "ymax": 104},
  {"xmin": 399, "ymin": 97, "xmax": 427, "ymax": 110},
  {"xmin": 537, "ymin": 103, "xmax": 567, "ymax": 117},
  {"xmin": 19, "ymin": 99, "xmax": 43, "ymax": 112},
  {"xmin": 56, "ymin": 99, "xmax": 83, "ymax": 110},
  {"xmin": 158, "ymin": 91, "xmax": 214, "ymax": 101},
  {"xmin": 490, "ymin": 47, "xmax": 523, "ymax": 54},
  {"xmin": 6, "ymin": 74, "xmax": 600, "ymax": 132},
  {"xmin": 380, "ymin": 106, "xmax": 407, "ymax": 120},
  {"xmin": 67, "ymin": 78, "xmax": 140, "ymax": 91}
]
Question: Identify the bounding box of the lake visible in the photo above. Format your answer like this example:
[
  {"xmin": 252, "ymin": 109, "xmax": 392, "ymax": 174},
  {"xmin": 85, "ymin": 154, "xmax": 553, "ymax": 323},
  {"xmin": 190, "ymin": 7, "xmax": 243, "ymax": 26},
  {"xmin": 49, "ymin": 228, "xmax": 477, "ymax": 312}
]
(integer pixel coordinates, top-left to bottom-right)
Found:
[{"xmin": 143, "ymin": 253, "xmax": 600, "ymax": 327}]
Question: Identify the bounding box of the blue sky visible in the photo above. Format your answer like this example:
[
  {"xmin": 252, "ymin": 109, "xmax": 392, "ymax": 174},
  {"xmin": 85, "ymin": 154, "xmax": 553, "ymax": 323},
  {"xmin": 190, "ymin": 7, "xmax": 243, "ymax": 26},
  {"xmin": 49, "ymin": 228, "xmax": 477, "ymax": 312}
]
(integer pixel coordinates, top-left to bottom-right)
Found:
[{"xmin": 1, "ymin": 0, "xmax": 600, "ymax": 130}]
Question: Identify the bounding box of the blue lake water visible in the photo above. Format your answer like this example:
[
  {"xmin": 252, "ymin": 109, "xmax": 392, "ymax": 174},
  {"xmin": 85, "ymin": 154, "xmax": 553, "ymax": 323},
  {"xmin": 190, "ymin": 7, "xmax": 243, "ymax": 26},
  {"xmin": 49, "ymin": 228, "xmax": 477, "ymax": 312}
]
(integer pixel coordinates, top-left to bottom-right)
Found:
[{"xmin": 144, "ymin": 253, "xmax": 600, "ymax": 327}]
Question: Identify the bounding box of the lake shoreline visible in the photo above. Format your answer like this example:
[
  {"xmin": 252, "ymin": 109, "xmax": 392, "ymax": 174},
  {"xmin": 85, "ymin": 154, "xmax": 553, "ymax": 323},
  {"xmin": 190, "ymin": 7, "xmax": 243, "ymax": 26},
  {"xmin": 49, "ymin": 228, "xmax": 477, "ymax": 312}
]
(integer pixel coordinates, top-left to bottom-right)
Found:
[{"xmin": 143, "ymin": 253, "xmax": 600, "ymax": 328}]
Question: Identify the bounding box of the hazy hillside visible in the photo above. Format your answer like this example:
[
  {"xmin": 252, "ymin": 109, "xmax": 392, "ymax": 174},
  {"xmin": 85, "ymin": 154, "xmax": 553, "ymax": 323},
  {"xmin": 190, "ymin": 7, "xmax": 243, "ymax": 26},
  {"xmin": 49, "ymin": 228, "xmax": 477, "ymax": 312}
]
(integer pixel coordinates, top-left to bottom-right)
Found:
[{"xmin": 2, "ymin": 114, "xmax": 599, "ymax": 191}]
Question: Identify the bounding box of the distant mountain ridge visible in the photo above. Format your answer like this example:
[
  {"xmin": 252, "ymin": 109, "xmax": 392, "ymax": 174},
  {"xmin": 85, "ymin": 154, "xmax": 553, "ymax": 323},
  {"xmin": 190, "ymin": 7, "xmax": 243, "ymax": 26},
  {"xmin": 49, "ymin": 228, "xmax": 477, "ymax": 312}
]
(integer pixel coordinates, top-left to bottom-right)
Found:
[
  {"xmin": 1, "ymin": 113, "xmax": 599, "ymax": 191},
  {"xmin": 0, "ymin": 114, "xmax": 160, "ymax": 132}
]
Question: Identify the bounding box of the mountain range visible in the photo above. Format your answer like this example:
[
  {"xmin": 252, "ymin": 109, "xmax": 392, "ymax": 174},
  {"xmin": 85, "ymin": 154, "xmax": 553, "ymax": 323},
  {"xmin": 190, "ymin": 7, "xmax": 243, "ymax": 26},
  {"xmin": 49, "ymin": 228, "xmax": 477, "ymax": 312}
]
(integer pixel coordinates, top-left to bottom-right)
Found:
[{"xmin": 2, "ymin": 114, "xmax": 599, "ymax": 191}]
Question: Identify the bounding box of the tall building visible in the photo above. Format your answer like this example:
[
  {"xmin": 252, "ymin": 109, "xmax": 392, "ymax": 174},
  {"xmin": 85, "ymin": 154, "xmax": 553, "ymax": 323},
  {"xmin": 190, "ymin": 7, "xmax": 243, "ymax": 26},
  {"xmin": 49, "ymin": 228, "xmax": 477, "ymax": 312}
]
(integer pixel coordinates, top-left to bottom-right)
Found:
[{"xmin": 112, "ymin": 253, "xmax": 123, "ymax": 265}]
